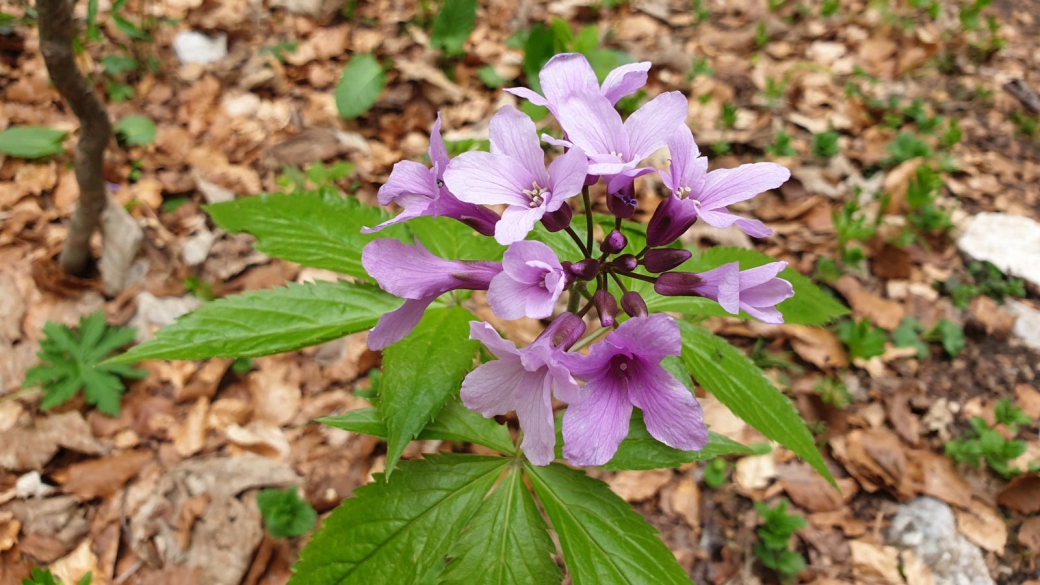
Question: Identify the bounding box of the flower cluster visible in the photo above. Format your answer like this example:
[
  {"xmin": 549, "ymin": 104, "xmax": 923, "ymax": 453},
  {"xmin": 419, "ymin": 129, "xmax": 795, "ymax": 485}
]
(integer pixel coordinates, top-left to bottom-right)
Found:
[{"xmin": 361, "ymin": 54, "xmax": 793, "ymax": 466}]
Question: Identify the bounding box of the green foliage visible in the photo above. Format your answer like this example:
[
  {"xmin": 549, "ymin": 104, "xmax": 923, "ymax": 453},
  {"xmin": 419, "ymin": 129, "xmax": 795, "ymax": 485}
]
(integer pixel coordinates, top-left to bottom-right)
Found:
[
  {"xmin": 645, "ymin": 246, "xmax": 849, "ymax": 326},
  {"xmin": 679, "ymin": 322, "xmax": 835, "ymax": 485},
  {"xmin": 710, "ymin": 141, "xmax": 731, "ymax": 156},
  {"xmin": 1011, "ymin": 110, "xmax": 1038, "ymax": 138},
  {"xmin": 959, "ymin": 0, "xmax": 992, "ymax": 30},
  {"xmin": 256, "ymin": 486, "xmax": 317, "ymax": 538},
  {"xmin": 811, "ymin": 130, "xmax": 840, "ymax": 159},
  {"xmin": 904, "ymin": 165, "xmax": 952, "ymax": 235},
  {"xmin": 940, "ymin": 118, "xmax": 963, "ymax": 149},
  {"xmin": 765, "ymin": 129, "xmax": 797, "ymax": 157},
  {"xmin": 994, "ymin": 397, "xmax": 1032, "ymax": 433},
  {"xmin": 946, "ymin": 414, "xmax": 1028, "ymax": 479},
  {"xmin": 750, "ymin": 339, "xmax": 803, "ymax": 375},
  {"xmin": 832, "ymin": 200, "xmax": 876, "ymax": 266},
  {"xmin": 892, "ymin": 316, "xmax": 929, "ymax": 359},
  {"xmin": 275, "ymin": 161, "xmax": 356, "ymax": 193},
  {"xmin": 378, "ymin": 307, "xmax": 480, "ymax": 475},
  {"xmin": 335, "ymin": 54, "xmax": 385, "ymax": 119},
  {"xmin": 21, "ymin": 569, "xmax": 91, "ymax": 585},
  {"xmin": 443, "ymin": 137, "xmax": 491, "ymax": 157},
  {"xmin": 753, "ymin": 499, "xmax": 806, "ymax": 584},
  {"xmin": 23, "ymin": 312, "xmax": 144, "ymax": 416},
  {"xmin": 691, "ymin": 0, "xmax": 710, "ymax": 22},
  {"xmin": 814, "ymin": 377, "xmax": 851, "ymax": 408},
  {"xmin": 702, "ymin": 458, "xmax": 729, "ymax": 488},
  {"xmin": 288, "ymin": 454, "xmax": 508, "ymax": 585},
  {"xmin": 922, "ymin": 319, "xmax": 964, "ymax": 358},
  {"xmin": 0, "ymin": 126, "xmax": 67, "ymax": 159},
  {"xmin": 836, "ymin": 318, "xmax": 886, "ymax": 360},
  {"xmin": 100, "ymin": 53, "xmax": 137, "ymax": 75},
  {"xmin": 754, "ymin": 22, "xmax": 769, "ymax": 48},
  {"xmin": 518, "ymin": 18, "xmax": 630, "ymax": 91},
  {"xmin": 106, "ymin": 80, "xmax": 134, "ymax": 102},
  {"xmin": 259, "ymin": 41, "xmax": 298, "ymax": 63},
  {"xmin": 407, "ymin": 215, "xmax": 505, "ymax": 261},
  {"xmin": 114, "ymin": 115, "xmax": 156, "ymax": 146},
  {"xmin": 440, "ymin": 466, "xmax": 561, "ymax": 584},
  {"xmin": 688, "ymin": 56, "xmax": 714, "ymax": 80},
  {"xmin": 430, "ymin": 0, "xmax": 477, "ymax": 57},
  {"xmin": 883, "ymin": 132, "xmax": 932, "ymax": 167},
  {"xmin": 940, "ymin": 260, "xmax": 1026, "ymax": 309},
  {"xmin": 615, "ymin": 90, "xmax": 646, "ymax": 117},
  {"xmin": 762, "ymin": 77, "xmax": 787, "ymax": 106},
  {"xmin": 476, "ymin": 65, "xmax": 507, "ymax": 88},
  {"xmin": 110, "ymin": 280, "xmax": 401, "ymax": 363},
  {"xmin": 601, "ymin": 412, "xmax": 754, "ymax": 470},
  {"xmin": 526, "ymin": 463, "xmax": 692, "ymax": 585},
  {"xmin": 820, "ymin": 0, "xmax": 839, "ymax": 16}
]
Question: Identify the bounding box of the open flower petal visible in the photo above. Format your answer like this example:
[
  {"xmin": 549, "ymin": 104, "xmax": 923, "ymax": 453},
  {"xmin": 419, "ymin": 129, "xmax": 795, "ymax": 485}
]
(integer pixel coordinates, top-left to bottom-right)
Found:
[{"xmin": 628, "ymin": 362, "xmax": 709, "ymax": 451}]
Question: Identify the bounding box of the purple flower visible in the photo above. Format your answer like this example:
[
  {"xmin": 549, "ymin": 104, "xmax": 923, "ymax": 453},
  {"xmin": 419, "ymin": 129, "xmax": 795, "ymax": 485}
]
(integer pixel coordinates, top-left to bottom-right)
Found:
[
  {"xmin": 443, "ymin": 106, "xmax": 588, "ymax": 245},
  {"xmin": 488, "ymin": 241, "xmax": 567, "ymax": 320},
  {"xmin": 505, "ymin": 53, "xmax": 651, "ymax": 119},
  {"xmin": 647, "ymin": 126, "xmax": 790, "ymax": 246},
  {"xmin": 361, "ymin": 238, "xmax": 502, "ymax": 349},
  {"xmin": 682, "ymin": 261, "xmax": 794, "ymax": 324},
  {"xmin": 362, "ymin": 113, "xmax": 499, "ymax": 237},
  {"xmin": 461, "ymin": 315, "xmax": 585, "ymax": 465},
  {"xmin": 561, "ymin": 314, "xmax": 709, "ymax": 466}
]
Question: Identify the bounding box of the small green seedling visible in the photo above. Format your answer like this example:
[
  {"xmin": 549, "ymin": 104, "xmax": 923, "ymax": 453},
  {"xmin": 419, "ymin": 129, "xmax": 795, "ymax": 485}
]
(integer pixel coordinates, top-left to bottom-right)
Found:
[
  {"xmin": 922, "ymin": 319, "xmax": 964, "ymax": 358},
  {"xmin": 893, "ymin": 316, "xmax": 929, "ymax": 359},
  {"xmin": 832, "ymin": 199, "xmax": 876, "ymax": 266},
  {"xmin": 721, "ymin": 103, "xmax": 738, "ymax": 129},
  {"xmin": 940, "ymin": 260, "xmax": 1026, "ymax": 309},
  {"xmin": 946, "ymin": 407, "xmax": 1029, "ymax": 479},
  {"xmin": 836, "ymin": 318, "xmax": 887, "ymax": 360},
  {"xmin": 703, "ymin": 458, "xmax": 729, "ymax": 489},
  {"xmin": 994, "ymin": 397, "xmax": 1032, "ymax": 434},
  {"xmin": 754, "ymin": 499, "xmax": 806, "ymax": 584},
  {"xmin": 257, "ymin": 486, "xmax": 318, "ymax": 538},
  {"xmin": 22, "ymin": 312, "xmax": 145, "ymax": 416},
  {"xmin": 814, "ymin": 377, "xmax": 851, "ymax": 408},
  {"xmin": 22, "ymin": 568, "xmax": 91, "ymax": 585},
  {"xmin": 904, "ymin": 165, "xmax": 952, "ymax": 235},
  {"xmin": 811, "ymin": 130, "xmax": 840, "ymax": 159},
  {"xmin": 883, "ymin": 132, "xmax": 932, "ymax": 167},
  {"xmin": 765, "ymin": 129, "xmax": 797, "ymax": 157}
]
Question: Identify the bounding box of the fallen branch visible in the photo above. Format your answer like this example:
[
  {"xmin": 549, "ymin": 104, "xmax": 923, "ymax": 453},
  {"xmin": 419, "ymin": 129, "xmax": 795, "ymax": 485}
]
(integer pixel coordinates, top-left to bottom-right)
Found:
[{"xmin": 1003, "ymin": 79, "xmax": 1040, "ymax": 115}]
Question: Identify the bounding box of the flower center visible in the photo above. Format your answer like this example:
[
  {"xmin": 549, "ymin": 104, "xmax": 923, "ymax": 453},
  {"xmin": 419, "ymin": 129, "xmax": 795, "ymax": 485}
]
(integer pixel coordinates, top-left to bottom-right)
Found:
[
  {"xmin": 437, "ymin": 179, "xmax": 445, "ymax": 188},
  {"xmin": 609, "ymin": 354, "xmax": 634, "ymax": 379},
  {"xmin": 522, "ymin": 181, "xmax": 548, "ymax": 208},
  {"xmin": 609, "ymin": 151, "xmax": 624, "ymax": 160},
  {"xmin": 675, "ymin": 186, "xmax": 692, "ymax": 200}
]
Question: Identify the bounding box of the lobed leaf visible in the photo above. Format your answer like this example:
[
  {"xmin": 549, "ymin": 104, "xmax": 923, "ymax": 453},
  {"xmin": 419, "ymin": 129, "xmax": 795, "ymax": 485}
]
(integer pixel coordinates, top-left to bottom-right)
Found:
[
  {"xmin": 408, "ymin": 215, "xmax": 505, "ymax": 261},
  {"xmin": 110, "ymin": 280, "xmax": 400, "ymax": 363}
]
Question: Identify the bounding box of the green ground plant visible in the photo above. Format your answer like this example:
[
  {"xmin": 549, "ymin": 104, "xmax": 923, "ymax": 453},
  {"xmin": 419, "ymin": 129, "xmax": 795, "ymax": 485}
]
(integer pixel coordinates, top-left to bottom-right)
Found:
[{"xmin": 754, "ymin": 499, "xmax": 806, "ymax": 584}]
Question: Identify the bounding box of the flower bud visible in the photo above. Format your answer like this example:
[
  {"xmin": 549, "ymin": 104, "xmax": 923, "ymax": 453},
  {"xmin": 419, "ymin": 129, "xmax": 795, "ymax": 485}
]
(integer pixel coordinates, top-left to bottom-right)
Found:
[
  {"xmin": 620, "ymin": 291, "xmax": 648, "ymax": 318},
  {"xmin": 646, "ymin": 196, "xmax": 698, "ymax": 247},
  {"xmin": 611, "ymin": 254, "xmax": 638, "ymax": 272},
  {"xmin": 540, "ymin": 205, "xmax": 573, "ymax": 233},
  {"xmin": 541, "ymin": 312, "xmax": 586, "ymax": 351},
  {"xmin": 569, "ymin": 259, "xmax": 600, "ymax": 281},
  {"xmin": 642, "ymin": 248, "xmax": 692, "ymax": 273},
  {"xmin": 606, "ymin": 191, "xmax": 636, "ymax": 219},
  {"xmin": 593, "ymin": 289, "xmax": 618, "ymax": 327},
  {"xmin": 600, "ymin": 229, "xmax": 628, "ymax": 254},
  {"xmin": 653, "ymin": 272, "xmax": 705, "ymax": 297}
]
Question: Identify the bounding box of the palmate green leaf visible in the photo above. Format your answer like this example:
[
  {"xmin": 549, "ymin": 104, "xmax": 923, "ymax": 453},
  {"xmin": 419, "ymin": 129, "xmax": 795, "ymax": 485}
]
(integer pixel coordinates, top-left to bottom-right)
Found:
[
  {"xmin": 0, "ymin": 126, "xmax": 66, "ymax": 159},
  {"xmin": 289, "ymin": 453, "xmax": 507, "ymax": 585},
  {"xmin": 648, "ymin": 246, "xmax": 849, "ymax": 326},
  {"xmin": 408, "ymin": 215, "xmax": 505, "ymax": 261},
  {"xmin": 205, "ymin": 191, "xmax": 407, "ymax": 280},
  {"xmin": 679, "ymin": 322, "xmax": 834, "ymax": 485},
  {"xmin": 379, "ymin": 307, "xmax": 480, "ymax": 475},
  {"xmin": 320, "ymin": 399, "xmax": 516, "ymax": 455},
  {"xmin": 335, "ymin": 54, "xmax": 385, "ymax": 119},
  {"xmin": 525, "ymin": 463, "xmax": 691, "ymax": 585},
  {"xmin": 603, "ymin": 411, "xmax": 754, "ymax": 471},
  {"xmin": 441, "ymin": 465, "xmax": 561, "ymax": 585},
  {"xmin": 429, "ymin": 0, "xmax": 478, "ymax": 57},
  {"xmin": 110, "ymin": 280, "xmax": 400, "ymax": 363}
]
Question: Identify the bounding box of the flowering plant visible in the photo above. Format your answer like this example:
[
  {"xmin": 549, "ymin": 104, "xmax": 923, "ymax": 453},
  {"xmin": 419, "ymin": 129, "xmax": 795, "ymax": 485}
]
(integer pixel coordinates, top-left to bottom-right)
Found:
[{"xmin": 113, "ymin": 54, "xmax": 847, "ymax": 583}]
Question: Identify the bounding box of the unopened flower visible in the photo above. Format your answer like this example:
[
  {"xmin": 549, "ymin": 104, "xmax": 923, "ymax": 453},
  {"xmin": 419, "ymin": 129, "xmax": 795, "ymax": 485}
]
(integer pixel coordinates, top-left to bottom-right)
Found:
[
  {"xmin": 506, "ymin": 53, "xmax": 651, "ymax": 119},
  {"xmin": 488, "ymin": 241, "xmax": 567, "ymax": 320},
  {"xmin": 647, "ymin": 126, "xmax": 790, "ymax": 246},
  {"xmin": 561, "ymin": 314, "xmax": 709, "ymax": 466},
  {"xmin": 444, "ymin": 106, "xmax": 588, "ymax": 244},
  {"xmin": 682, "ymin": 261, "xmax": 794, "ymax": 324},
  {"xmin": 461, "ymin": 315, "xmax": 585, "ymax": 465},
  {"xmin": 361, "ymin": 239, "xmax": 502, "ymax": 349},
  {"xmin": 362, "ymin": 113, "xmax": 499, "ymax": 236}
]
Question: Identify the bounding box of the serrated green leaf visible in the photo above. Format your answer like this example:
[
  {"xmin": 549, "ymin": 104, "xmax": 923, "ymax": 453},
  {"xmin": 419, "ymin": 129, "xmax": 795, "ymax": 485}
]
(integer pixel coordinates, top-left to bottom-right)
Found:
[
  {"xmin": 527, "ymin": 223, "xmax": 586, "ymax": 261},
  {"xmin": 336, "ymin": 54, "xmax": 385, "ymax": 120},
  {"xmin": 114, "ymin": 115, "xmax": 156, "ymax": 146},
  {"xmin": 525, "ymin": 463, "xmax": 691, "ymax": 585},
  {"xmin": 289, "ymin": 453, "xmax": 508, "ymax": 585},
  {"xmin": 647, "ymin": 246, "xmax": 849, "ymax": 326},
  {"xmin": 407, "ymin": 215, "xmax": 505, "ymax": 261},
  {"xmin": 442, "ymin": 465, "xmax": 561, "ymax": 585},
  {"xmin": 679, "ymin": 322, "xmax": 834, "ymax": 486},
  {"xmin": 320, "ymin": 399, "xmax": 516, "ymax": 455},
  {"xmin": 100, "ymin": 54, "xmax": 137, "ymax": 75},
  {"xmin": 380, "ymin": 307, "xmax": 480, "ymax": 475},
  {"xmin": 256, "ymin": 486, "xmax": 317, "ymax": 538},
  {"xmin": 110, "ymin": 280, "xmax": 401, "ymax": 363},
  {"xmin": 205, "ymin": 191, "xmax": 408, "ymax": 280},
  {"xmin": 603, "ymin": 412, "xmax": 754, "ymax": 470},
  {"xmin": 0, "ymin": 126, "xmax": 66, "ymax": 159},
  {"xmin": 430, "ymin": 0, "xmax": 477, "ymax": 57}
]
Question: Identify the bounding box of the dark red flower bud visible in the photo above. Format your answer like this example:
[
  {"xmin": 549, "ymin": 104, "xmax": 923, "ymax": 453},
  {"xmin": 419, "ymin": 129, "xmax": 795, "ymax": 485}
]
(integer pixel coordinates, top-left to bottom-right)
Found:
[
  {"xmin": 569, "ymin": 259, "xmax": 600, "ymax": 281},
  {"xmin": 612, "ymin": 254, "xmax": 638, "ymax": 272},
  {"xmin": 541, "ymin": 312, "xmax": 587, "ymax": 350},
  {"xmin": 653, "ymin": 272, "xmax": 704, "ymax": 296},
  {"xmin": 593, "ymin": 289, "xmax": 618, "ymax": 327},
  {"xmin": 642, "ymin": 248, "xmax": 692, "ymax": 273},
  {"xmin": 600, "ymin": 229, "xmax": 628, "ymax": 254},
  {"xmin": 541, "ymin": 204, "xmax": 573, "ymax": 233},
  {"xmin": 606, "ymin": 191, "xmax": 636, "ymax": 219},
  {"xmin": 621, "ymin": 291, "xmax": 648, "ymax": 318},
  {"xmin": 646, "ymin": 196, "xmax": 698, "ymax": 247}
]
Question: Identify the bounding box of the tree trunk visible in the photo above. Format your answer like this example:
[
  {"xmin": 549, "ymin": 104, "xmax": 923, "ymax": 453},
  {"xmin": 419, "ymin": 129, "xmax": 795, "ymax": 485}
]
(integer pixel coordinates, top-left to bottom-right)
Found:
[{"xmin": 37, "ymin": 0, "xmax": 112, "ymax": 277}]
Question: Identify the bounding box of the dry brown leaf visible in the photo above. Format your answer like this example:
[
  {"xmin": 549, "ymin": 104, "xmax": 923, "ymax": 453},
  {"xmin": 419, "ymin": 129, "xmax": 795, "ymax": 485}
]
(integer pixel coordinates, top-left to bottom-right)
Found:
[
  {"xmin": 783, "ymin": 324, "xmax": 849, "ymax": 369},
  {"xmin": 659, "ymin": 476, "xmax": 700, "ymax": 529},
  {"xmin": 968, "ymin": 296, "xmax": 1017, "ymax": 339},
  {"xmin": 881, "ymin": 158, "xmax": 923, "ymax": 214},
  {"xmin": 248, "ymin": 356, "xmax": 302, "ymax": 427},
  {"xmin": 807, "ymin": 509, "xmax": 869, "ymax": 538},
  {"xmin": 871, "ymin": 243, "xmax": 912, "ymax": 281},
  {"xmin": 607, "ymin": 469, "xmax": 672, "ymax": 503},
  {"xmin": 997, "ymin": 474, "xmax": 1040, "ymax": 514},
  {"xmin": 899, "ymin": 549, "xmax": 935, "ymax": 585},
  {"xmin": 834, "ymin": 275, "xmax": 904, "ymax": 330},
  {"xmin": 0, "ymin": 515, "xmax": 20, "ymax": 552},
  {"xmin": 177, "ymin": 358, "xmax": 231, "ymax": 402},
  {"xmin": 907, "ymin": 450, "xmax": 972, "ymax": 509},
  {"xmin": 954, "ymin": 498, "xmax": 1007, "ymax": 554},
  {"xmin": 61, "ymin": 449, "xmax": 152, "ymax": 500},
  {"xmin": 49, "ymin": 538, "xmax": 97, "ymax": 585},
  {"xmin": 778, "ymin": 463, "xmax": 858, "ymax": 513},
  {"xmin": 849, "ymin": 540, "xmax": 902, "ymax": 584},
  {"xmin": 1019, "ymin": 517, "xmax": 1040, "ymax": 555},
  {"xmin": 227, "ymin": 422, "xmax": 291, "ymax": 460},
  {"xmin": 1015, "ymin": 384, "xmax": 1040, "ymax": 420},
  {"xmin": 174, "ymin": 397, "xmax": 211, "ymax": 457},
  {"xmin": 735, "ymin": 453, "xmax": 777, "ymax": 492},
  {"xmin": 841, "ymin": 429, "xmax": 910, "ymax": 497},
  {"xmin": 0, "ymin": 411, "xmax": 107, "ymax": 472}
]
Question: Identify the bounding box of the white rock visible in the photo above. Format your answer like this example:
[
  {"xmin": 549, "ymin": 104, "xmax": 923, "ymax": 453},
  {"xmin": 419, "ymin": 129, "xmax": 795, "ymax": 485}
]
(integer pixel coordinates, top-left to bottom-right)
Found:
[
  {"xmin": 1007, "ymin": 300, "xmax": 1040, "ymax": 351},
  {"xmin": 888, "ymin": 497, "xmax": 994, "ymax": 585},
  {"xmin": 130, "ymin": 292, "xmax": 202, "ymax": 342},
  {"xmin": 182, "ymin": 228, "xmax": 217, "ymax": 267},
  {"xmin": 173, "ymin": 31, "xmax": 228, "ymax": 65},
  {"xmin": 16, "ymin": 471, "xmax": 55, "ymax": 499},
  {"xmin": 99, "ymin": 194, "xmax": 144, "ymax": 295},
  {"xmin": 957, "ymin": 212, "xmax": 1040, "ymax": 289}
]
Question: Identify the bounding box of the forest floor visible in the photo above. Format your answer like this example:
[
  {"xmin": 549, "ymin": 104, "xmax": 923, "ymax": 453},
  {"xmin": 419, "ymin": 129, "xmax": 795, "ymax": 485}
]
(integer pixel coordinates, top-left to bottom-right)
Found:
[{"xmin": 1, "ymin": 0, "xmax": 1040, "ymax": 583}]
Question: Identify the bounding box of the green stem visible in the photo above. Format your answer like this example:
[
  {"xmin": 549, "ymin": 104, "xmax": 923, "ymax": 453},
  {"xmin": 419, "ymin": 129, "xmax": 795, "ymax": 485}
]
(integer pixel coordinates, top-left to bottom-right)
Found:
[
  {"xmin": 564, "ymin": 226, "xmax": 589, "ymax": 258},
  {"xmin": 566, "ymin": 285, "xmax": 581, "ymax": 313},
  {"xmin": 570, "ymin": 325, "xmax": 611, "ymax": 351},
  {"xmin": 608, "ymin": 271, "xmax": 629, "ymax": 294}
]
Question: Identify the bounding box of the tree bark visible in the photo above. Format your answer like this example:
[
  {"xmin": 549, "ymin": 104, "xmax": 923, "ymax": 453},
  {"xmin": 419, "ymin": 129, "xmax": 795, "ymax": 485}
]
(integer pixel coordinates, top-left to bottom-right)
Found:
[{"xmin": 37, "ymin": 0, "xmax": 112, "ymax": 276}]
